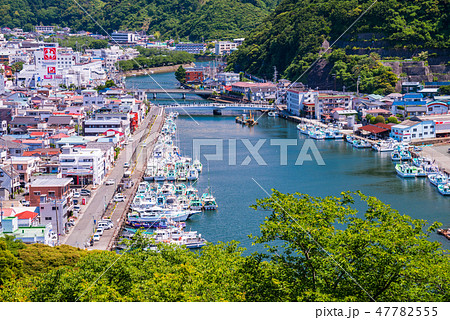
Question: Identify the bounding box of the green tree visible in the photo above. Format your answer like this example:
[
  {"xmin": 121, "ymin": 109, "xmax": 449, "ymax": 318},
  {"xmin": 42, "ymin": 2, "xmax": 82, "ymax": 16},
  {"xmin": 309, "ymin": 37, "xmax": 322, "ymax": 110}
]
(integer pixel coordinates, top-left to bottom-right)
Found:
[
  {"xmin": 439, "ymin": 85, "xmax": 450, "ymax": 95},
  {"xmin": 371, "ymin": 115, "xmax": 386, "ymax": 124},
  {"xmin": 250, "ymin": 191, "xmax": 450, "ymax": 301},
  {"xmin": 387, "ymin": 116, "xmax": 399, "ymax": 124},
  {"xmin": 175, "ymin": 65, "xmax": 186, "ymax": 84},
  {"xmin": 0, "ymin": 239, "xmax": 23, "ymax": 286}
]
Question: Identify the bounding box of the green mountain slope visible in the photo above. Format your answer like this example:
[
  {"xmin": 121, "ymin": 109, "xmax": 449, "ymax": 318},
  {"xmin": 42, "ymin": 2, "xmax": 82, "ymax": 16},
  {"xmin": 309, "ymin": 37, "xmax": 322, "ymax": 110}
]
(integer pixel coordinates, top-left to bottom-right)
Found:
[
  {"xmin": 227, "ymin": 0, "xmax": 450, "ymax": 84},
  {"xmin": 0, "ymin": 0, "xmax": 279, "ymax": 41}
]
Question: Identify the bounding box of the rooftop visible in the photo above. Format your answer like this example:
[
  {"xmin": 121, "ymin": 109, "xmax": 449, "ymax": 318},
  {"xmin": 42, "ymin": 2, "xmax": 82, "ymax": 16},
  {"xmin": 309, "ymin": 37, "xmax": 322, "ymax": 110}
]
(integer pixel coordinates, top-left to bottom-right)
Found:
[{"xmin": 30, "ymin": 177, "xmax": 72, "ymax": 187}]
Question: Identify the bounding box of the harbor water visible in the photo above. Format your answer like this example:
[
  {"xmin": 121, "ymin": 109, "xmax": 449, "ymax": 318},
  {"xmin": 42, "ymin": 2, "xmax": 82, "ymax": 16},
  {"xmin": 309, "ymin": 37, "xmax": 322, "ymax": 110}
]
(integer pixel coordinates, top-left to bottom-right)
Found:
[{"xmin": 126, "ymin": 67, "xmax": 450, "ymax": 252}]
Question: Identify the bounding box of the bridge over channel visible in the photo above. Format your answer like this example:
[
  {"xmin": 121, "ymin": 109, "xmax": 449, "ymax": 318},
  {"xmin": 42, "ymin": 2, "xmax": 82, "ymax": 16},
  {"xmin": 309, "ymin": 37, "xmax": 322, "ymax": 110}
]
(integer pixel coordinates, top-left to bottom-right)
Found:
[
  {"xmin": 160, "ymin": 103, "xmax": 276, "ymax": 115},
  {"xmin": 129, "ymin": 88, "xmax": 214, "ymax": 100}
]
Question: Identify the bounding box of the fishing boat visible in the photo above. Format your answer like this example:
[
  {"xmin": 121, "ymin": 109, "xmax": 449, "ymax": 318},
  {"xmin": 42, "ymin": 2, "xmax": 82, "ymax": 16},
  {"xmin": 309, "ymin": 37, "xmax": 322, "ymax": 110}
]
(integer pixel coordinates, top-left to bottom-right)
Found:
[
  {"xmin": 175, "ymin": 183, "xmax": 186, "ymax": 195},
  {"xmin": 428, "ymin": 173, "xmax": 449, "ymax": 187},
  {"xmin": 201, "ymin": 191, "xmax": 218, "ymax": 210},
  {"xmin": 127, "ymin": 209, "xmax": 192, "ymax": 224},
  {"xmin": 268, "ymin": 111, "xmax": 277, "ymax": 117},
  {"xmin": 177, "ymin": 170, "xmax": 187, "ymax": 181},
  {"xmin": 189, "ymin": 196, "xmax": 203, "ymax": 210},
  {"xmin": 137, "ymin": 182, "xmax": 149, "ymax": 194},
  {"xmin": 308, "ymin": 128, "xmax": 325, "ymax": 140},
  {"xmin": 187, "ymin": 168, "xmax": 199, "ymax": 181},
  {"xmin": 332, "ymin": 129, "xmax": 343, "ymax": 139},
  {"xmin": 372, "ymin": 140, "xmax": 395, "ymax": 152},
  {"xmin": 236, "ymin": 112, "xmax": 258, "ymax": 126},
  {"xmin": 296, "ymin": 124, "xmax": 311, "ymax": 135},
  {"xmin": 438, "ymin": 183, "xmax": 450, "ymax": 196},
  {"xmin": 352, "ymin": 139, "xmax": 372, "ymax": 148},
  {"xmin": 400, "ymin": 150, "xmax": 412, "ymax": 161},
  {"xmin": 166, "ymin": 169, "xmax": 176, "ymax": 181},
  {"xmin": 154, "ymin": 168, "xmax": 166, "ymax": 182},
  {"xmin": 395, "ymin": 164, "xmax": 421, "ymax": 178},
  {"xmin": 323, "ymin": 128, "xmax": 335, "ymax": 139},
  {"xmin": 193, "ymin": 159, "xmax": 203, "ymax": 173},
  {"xmin": 345, "ymin": 135, "xmax": 355, "ymax": 143},
  {"xmin": 391, "ymin": 150, "xmax": 401, "ymax": 161}
]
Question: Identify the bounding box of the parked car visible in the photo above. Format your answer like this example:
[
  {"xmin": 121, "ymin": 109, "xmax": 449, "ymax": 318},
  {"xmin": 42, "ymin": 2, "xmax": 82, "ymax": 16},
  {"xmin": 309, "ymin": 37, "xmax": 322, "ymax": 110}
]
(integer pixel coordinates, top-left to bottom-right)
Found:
[
  {"xmin": 93, "ymin": 234, "xmax": 101, "ymax": 241},
  {"xmin": 20, "ymin": 199, "xmax": 30, "ymax": 206},
  {"xmin": 114, "ymin": 194, "xmax": 125, "ymax": 202},
  {"xmin": 80, "ymin": 189, "xmax": 91, "ymax": 196},
  {"xmin": 98, "ymin": 222, "xmax": 112, "ymax": 230},
  {"xmin": 124, "ymin": 162, "xmax": 131, "ymax": 168},
  {"xmin": 95, "ymin": 227, "xmax": 104, "ymax": 236},
  {"xmin": 105, "ymin": 179, "xmax": 115, "ymax": 186},
  {"xmin": 73, "ymin": 192, "xmax": 80, "ymax": 198}
]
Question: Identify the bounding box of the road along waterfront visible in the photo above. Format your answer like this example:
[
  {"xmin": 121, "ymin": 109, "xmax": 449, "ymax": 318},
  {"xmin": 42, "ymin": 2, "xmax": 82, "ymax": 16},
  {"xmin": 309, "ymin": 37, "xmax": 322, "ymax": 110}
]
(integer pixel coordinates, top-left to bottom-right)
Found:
[{"xmin": 63, "ymin": 106, "xmax": 164, "ymax": 249}]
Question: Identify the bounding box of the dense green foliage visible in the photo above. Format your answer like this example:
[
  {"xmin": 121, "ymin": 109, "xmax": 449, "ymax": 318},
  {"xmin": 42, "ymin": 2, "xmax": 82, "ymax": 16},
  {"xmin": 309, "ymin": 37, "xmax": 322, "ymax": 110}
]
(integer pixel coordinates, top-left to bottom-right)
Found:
[
  {"xmin": 328, "ymin": 50, "xmax": 398, "ymax": 95},
  {"xmin": 117, "ymin": 48, "xmax": 194, "ymax": 71},
  {"xmin": 0, "ymin": 0, "xmax": 279, "ymax": 41},
  {"xmin": 175, "ymin": 66, "xmax": 187, "ymax": 83},
  {"xmin": 387, "ymin": 116, "xmax": 399, "ymax": 124},
  {"xmin": 439, "ymin": 85, "xmax": 450, "ymax": 95},
  {"xmin": 1, "ymin": 192, "xmax": 449, "ymax": 302},
  {"xmin": 227, "ymin": 0, "xmax": 449, "ymax": 90},
  {"xmin": 44, "ymin": 36, "xmax": 109, "ymax": 51}
]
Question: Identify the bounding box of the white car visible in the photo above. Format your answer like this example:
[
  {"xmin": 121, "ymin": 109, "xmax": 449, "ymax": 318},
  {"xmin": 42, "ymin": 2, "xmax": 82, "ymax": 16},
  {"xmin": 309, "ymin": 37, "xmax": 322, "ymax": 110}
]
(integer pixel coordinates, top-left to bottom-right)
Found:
[
  {"xmin": 20, "ymin": 199, "xmax": 30, "ymax": 206},
  {"xmin": 105, "ymin": 179, "xmax": 115, "ymax": 186},
  {"xmin": 73, "ymin": 192, "xmax": 80, "ymax": 198},
  {"xmin": 95, "ymin": 227, "xmax": 104, "ymax": 236},
  {"xmin": 123, "ymin": 162, "xmax": 131, "ymax": 168},
  {"xmin": 114, "ymin": 194, "xmax": 125, "ymax": 202},
  {"xmin": 93, "ymin": 234, "xmax": 101, "ymax": 241}
]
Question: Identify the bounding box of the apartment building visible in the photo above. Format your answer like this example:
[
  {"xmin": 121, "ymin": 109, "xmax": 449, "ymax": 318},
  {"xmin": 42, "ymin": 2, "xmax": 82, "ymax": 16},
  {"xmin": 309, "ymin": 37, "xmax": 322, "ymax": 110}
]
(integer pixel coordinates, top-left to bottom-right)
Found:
[{"xmin": 59, "ymin": 147, "xmax": 105, "ymax": 186}]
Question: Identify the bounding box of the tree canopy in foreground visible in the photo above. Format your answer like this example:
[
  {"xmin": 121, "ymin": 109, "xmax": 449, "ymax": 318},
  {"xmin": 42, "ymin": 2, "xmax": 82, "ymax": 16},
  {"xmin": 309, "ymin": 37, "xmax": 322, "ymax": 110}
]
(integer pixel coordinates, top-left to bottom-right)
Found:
[{"xmin": 0, "ymin": 191, "xmax": 448, "ymax": 302}]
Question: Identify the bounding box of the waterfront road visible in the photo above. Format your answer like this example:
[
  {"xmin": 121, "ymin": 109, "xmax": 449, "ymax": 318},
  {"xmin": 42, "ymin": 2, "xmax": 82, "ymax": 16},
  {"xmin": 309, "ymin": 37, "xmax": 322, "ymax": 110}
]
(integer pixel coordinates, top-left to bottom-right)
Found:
[{"xmin": 62, "ymin": 106, "xmax": 164, "ymax": 248}]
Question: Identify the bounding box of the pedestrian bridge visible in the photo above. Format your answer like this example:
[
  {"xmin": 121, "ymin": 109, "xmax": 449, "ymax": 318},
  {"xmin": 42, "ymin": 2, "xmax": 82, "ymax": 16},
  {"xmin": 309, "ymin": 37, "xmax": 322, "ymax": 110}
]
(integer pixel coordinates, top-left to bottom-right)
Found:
[
  {"xmin": 160, "ymin": 103, "xmax": 276, "ymax": 114},
  {"xmin": 129, "ymin": 88, "xmax": 214, "ymax": 99}
]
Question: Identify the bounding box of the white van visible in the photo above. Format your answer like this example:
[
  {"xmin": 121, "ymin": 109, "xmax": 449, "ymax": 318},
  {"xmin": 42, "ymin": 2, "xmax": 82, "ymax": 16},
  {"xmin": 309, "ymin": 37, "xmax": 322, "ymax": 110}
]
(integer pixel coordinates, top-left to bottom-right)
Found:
[{"xmin": 98, "ymin": 222, "xmax": 112, "ymax": 230}]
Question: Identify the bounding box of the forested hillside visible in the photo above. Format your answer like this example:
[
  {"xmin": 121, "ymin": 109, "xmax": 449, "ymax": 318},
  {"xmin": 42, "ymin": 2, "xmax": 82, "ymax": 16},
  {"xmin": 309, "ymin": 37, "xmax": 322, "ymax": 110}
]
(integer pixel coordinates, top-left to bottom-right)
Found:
[
  {"xmin": 1, "ymin": 192, "xmax": 450, "ymax": 302},
  {"xmin": 226, "ymin": 0, "xmax": 450, "ymax": 91},
  {"xmin": 0, "ymin": 0, "xmax": 279, "ymax": 40}
]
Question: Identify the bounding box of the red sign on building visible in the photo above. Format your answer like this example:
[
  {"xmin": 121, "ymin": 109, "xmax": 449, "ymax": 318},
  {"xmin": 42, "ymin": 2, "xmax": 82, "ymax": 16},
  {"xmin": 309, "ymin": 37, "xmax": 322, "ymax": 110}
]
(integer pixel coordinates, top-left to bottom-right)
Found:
[
  {"xmin": 47, "ymin": 66, "xmax": 56, "ymax": 74},
  {"xmin": 43, "ymin": 48, "xmax": 57, "ymax": 60}
]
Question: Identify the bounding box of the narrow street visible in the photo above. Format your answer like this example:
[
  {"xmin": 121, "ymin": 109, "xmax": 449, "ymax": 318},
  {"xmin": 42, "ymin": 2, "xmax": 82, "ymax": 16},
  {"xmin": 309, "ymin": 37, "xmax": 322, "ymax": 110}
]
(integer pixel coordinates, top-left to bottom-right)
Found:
[{"xmin": 62, "ymin": 106, "xmax": 164, "ymax": 248}]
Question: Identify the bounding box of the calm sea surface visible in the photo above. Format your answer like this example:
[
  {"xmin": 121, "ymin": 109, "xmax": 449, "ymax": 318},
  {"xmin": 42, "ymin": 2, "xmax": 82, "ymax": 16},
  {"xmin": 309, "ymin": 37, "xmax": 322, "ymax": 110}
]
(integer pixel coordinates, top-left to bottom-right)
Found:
[{"xmin": 126, "ymin": 65, "xmax": 450, "ymax": 251}]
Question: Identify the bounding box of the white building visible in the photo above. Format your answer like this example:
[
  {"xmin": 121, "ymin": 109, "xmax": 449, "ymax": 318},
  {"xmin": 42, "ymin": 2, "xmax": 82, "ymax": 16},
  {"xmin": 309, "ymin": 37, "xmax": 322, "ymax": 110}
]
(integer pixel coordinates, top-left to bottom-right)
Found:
[
  {"xmin": 286, "ymin": 89, "xmax": 318, "ymax": 117},
  {"xmin": 215, "ymin": 41, "xmax": 240, "ymax": 55},
  {"xmin": 59, "ymin": 147, "xmax": 106, "ymax": 186},
  {"xmin": 35, "ymin": 26, "xmax": 56, "ymax": 33},
  {"xmin": 83, "ymin": 118, "xmax": 130, "ymax": 136},
  {"xmin": 82, "ymin": 89, "xmax": 105, "ymax": 107},
  {"xmin": 111, "ymin": 32, "xmax": 138, "ymax": 44},
  {"xmin": 217, "ymin": 72, "xmax": 240, "ymax": 86},
  {"xmin": 175, "ymin": 43, "xmax": 206, "ymax": 54},
  {"xmin": 390, "ymin": 118, "xmax": 435, "ymax": 142}
]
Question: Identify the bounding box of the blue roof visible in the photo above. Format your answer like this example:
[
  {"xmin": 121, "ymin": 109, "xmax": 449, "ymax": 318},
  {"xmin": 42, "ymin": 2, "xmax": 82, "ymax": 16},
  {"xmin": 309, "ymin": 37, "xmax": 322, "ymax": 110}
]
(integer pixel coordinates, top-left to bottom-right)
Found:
[
  {"xmin": 403, "ymin": 93, "xmax": 423, "ymax": 99},
  {"xmin": 393, "ymin": 101, "xmax": 426, "ymax": 106}
]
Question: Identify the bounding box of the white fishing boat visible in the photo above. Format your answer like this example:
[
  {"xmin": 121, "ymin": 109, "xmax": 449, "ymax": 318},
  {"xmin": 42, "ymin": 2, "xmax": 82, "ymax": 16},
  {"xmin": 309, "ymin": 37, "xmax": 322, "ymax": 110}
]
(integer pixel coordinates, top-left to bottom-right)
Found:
[
  {"xmin": 268, "ymin": 111, "xmax": 277, "ymax": 117},
  {"xmin": 193, "ymin": 159, "xmax": 203, "ymax": 173},
  {"xmin": 428, "ymin": 173, "xmax": 449, "ymax": 187},
  {"xmin": 438, "ymin": 183, "xmax": 450, "ymax": 196},
  {"xmin": 309, "ymin": 129, "xmax": 325, "ymax": 140},
  {"xmin": 201, "ymin": 191, "xmax": 218, "ymax": 210},
  {"xmin": 187, "ymin": 168, "xmax": 199, "ymax": 181},
  {"xmin": 391, "ymin": 150, "xmax": 401, "ymax": 161},
  {"xmin": 395, "ymin": 164, "xmax": 421, "ymax": 178},
  {"xmin": 154, "ymin": 168, "xmax": 166, "ymax": 182},
  {"xmin": 352, "ymin": 139, "xmax": 372, "ymax": 148}
]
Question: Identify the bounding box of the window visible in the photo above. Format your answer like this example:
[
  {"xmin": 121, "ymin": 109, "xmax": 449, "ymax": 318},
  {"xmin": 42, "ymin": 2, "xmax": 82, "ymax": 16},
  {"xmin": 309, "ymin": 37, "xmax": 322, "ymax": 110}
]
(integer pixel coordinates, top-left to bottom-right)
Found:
[
  {"xmin": 419, "ymin": 133, "xmax": 422, "ymax": 137},
  {"xmin": 48, "ymin": 191, "xmax": 55, "ymax": 197},
  {"xmin": 413, "ymin": 128, "xmax": 417, "ymax": 132},
  {"xmin": 45, "ymin": 217, "xmax": 52, "ymax": 220},
  {"xmin": 52, "ymin": 206, "xmax": 57, "ymax": 211},
  {"xmin": 412, "ymin": 134, "xmax": 416, "ymax": 138},
  {"xmin": 424, "ymin": 126, "xmax": 428, "ymax": 129},
  {"xmin": 34, "ymin": 191, "xmax": 41, "ymax": 196},
  {"xmin": 17, "ymin": 164, "xmax": 23, "ymax": 170}
]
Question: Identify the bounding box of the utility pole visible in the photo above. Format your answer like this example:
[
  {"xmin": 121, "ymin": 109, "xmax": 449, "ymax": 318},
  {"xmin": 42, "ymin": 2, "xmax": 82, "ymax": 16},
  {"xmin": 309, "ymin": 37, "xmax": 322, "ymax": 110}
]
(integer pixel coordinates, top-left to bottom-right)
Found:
[{"xmin": 357, "ymin": 76, "xmax": 360, "ymax": 96}]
